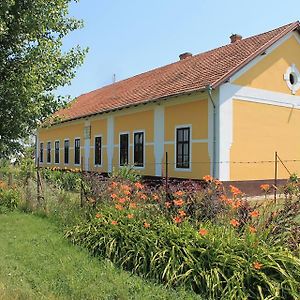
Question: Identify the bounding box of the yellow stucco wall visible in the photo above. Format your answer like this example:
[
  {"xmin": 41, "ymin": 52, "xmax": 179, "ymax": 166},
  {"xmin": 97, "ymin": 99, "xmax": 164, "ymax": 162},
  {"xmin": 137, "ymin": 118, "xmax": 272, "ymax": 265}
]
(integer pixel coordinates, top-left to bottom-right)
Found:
[
  {"xmin": 164, "ymin": 98, "xmax": 210, "ymax": 178},
  {"xmin": 230, "ymin": 99, "xmax": 300, "ymax": 180},
  {"xmin": 38, "ymin": 122, "xmax": 85, "ymax": 168},
  {"xmin": 234, "ymin": 35, "xmax": 300, "ymax": 96}
]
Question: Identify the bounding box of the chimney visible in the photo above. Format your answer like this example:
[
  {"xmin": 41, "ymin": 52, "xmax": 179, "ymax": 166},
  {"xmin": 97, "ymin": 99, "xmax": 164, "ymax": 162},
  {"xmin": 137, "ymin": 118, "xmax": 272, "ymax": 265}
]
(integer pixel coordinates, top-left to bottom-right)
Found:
[
  {"xmin": 230, "ymin": 34, "xmax": 242, "ymax": 43},
  {"xmin": 179, "ymin": 52, "xmax": 193, "ymax": 60}
]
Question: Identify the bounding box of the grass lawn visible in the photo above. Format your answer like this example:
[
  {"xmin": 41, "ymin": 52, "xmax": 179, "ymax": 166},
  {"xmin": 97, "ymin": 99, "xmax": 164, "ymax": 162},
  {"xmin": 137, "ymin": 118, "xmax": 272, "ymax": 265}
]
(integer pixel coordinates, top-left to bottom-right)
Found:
[{"xmin": 0, "ymin": 212, "xmax": 200, "ymax": 300}]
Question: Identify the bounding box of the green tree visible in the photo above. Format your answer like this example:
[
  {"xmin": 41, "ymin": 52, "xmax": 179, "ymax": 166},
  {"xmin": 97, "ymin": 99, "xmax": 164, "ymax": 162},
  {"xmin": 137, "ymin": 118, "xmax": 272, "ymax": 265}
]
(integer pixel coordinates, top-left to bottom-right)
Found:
[{"xmin": 0, "ymin": 0, "xmax": 87, "ymax": 157}]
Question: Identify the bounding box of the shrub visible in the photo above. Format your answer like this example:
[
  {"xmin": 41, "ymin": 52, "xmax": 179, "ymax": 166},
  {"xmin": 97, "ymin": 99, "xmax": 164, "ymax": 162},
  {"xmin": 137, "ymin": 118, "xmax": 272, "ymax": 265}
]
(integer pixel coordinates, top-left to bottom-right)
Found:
[
  {"xmin": 0, "ymin": 186, "xmax": 20, "ymax": 213},
  {"xmin": 66, "ymin": 205, "xmax": 300, "ymax": 299}
]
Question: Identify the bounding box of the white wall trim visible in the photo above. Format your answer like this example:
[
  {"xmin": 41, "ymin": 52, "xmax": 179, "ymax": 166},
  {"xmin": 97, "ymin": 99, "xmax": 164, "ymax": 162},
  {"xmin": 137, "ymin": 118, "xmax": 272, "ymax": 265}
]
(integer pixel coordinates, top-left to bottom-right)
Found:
[
  {"xmin": 229, "ymin": 83, "xmax": 300, "ymax": 108},
  {"xmin": 154, "ymin": 105, "xmax": 165, "ymax": 176},
  {"xmin": 84, "ymin": 121, "xmax": 91, "ymax": 171}
]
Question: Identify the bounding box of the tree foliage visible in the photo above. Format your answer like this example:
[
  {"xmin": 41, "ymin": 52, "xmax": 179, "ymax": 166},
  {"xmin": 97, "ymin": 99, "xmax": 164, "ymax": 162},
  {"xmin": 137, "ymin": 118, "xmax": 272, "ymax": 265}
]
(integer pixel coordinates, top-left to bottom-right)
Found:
[{"xmin": 0, "ymin": 0, "xmax": 87, "ymax": 157}]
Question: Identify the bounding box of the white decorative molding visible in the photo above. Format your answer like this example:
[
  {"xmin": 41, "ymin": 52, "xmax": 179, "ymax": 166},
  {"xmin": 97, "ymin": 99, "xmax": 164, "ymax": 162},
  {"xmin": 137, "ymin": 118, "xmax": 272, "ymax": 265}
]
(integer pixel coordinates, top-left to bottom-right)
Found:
[
  {"xmin": 154, "ymin": 105, "xmax": 165, "ymax": 176},
  {"xmin": 284, "ymin": 64, "xmax": 300, "ymax": 94}
]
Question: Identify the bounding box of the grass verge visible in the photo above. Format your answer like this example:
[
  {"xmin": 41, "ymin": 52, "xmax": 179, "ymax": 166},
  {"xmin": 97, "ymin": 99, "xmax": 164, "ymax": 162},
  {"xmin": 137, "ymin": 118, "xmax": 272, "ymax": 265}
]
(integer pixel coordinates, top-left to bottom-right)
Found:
[{"xmin": 0, "ymin": 211, "xmax": 200, "ymax": 300}]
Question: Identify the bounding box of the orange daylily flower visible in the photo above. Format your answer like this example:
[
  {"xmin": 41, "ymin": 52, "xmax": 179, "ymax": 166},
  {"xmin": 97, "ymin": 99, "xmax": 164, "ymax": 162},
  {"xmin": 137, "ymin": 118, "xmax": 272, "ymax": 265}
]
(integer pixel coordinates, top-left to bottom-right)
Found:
[
  {"xmin": 230, "ymin": 219, "xmax": 240, "ymax": 227},
  {"xmin": 129, "ymin": 202, "xmax": 137, "ymax": 209},
  {"xmin": 249, "ymin": 226, "xmax": 257, "ymax": 233},
  {"xmin": 203, "ymin": 175, "xmax": 214, "ymax": 182},
  {"xmin": 178, "ymin": 210, "xmax": 186, "ymax": 217},
  {"xmin": 118, "ymin": 197, "xmax": 126, "ymax": 204},
  {"xmin": 111, "ymin": 181, "xmax": 118, "ymax": 188},
  {"xmin": 250, "ymin": 210, "xmax": 259, "ymax": 218},
  {"xmin": 115, "ymin": 204, "xmax": 123, "ymax": 211},
  {"xmin": 165, "ymin": 201, "xmax": 171, "ymax": 208},
  {"xmin": 173, "ymin": 216, "xmax": 182, "ymax": 224},
  {"xmin": 232, "ymin": 200, "xmax": 242, "ymax": 209},
  {"xmin": 173, "ymin": 198, "xmax": 184, "ymax": 207},
  {"xmin": 153, "ymin": 194, "xmax": 159, "ymax": 201},
  {"xmin": 111, "ymin": 220, "xmax": 118, "ymax": 225},
  {"xmin": 140, "ymin": 194, "xmax": 147, "ymax": 200},
  {"xmin": 253, "ymin": 261, "xmax": 263, "ymax": 270},
  {"xmin": 175, "ymin": 190, "xmax": 184, "ymax": 197},
  {"xmin": 111, "ymin": 193, "xmax": 118, "ymax": 199},
  {"xmin": 143, "ymin": 222, "xmax": 150, "ymax": 228},
  {"xmin": 124, "ymin": 190, "xmax": 131, "ymax": 195},
  {"xmin": 134, "ymin": 182, "xmax": 143, "ymax": 189},
  {"xmin": 198, "ymin": 228, "xmax": 208, "ymax": 236},
  {"xmin": 95, "ymin": 213, "xmax": 102, "ymax": 219},
  {"xmin": 260, "ymin": 184, "xmax": 270, "ymax": 192},
  {"xmin": 127, "ymin": 214, "xmax": 134, "ymax": 219},
  {"xmin": 230, "ymin": 185, "xmax": 242, "ymax": 196}
]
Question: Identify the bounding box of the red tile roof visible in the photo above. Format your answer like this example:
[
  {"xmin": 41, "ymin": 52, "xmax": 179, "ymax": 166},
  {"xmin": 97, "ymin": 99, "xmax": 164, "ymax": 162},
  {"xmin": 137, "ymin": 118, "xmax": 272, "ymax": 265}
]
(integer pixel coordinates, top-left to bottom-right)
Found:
[{"xmin": 56, "ymin": 21, "xmax": 300, "ymax": 121}]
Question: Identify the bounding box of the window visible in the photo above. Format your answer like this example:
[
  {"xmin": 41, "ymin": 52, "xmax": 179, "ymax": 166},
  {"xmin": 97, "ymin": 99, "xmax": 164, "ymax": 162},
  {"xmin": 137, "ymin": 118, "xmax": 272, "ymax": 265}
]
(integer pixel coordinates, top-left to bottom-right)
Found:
[
  {"xmin": 133, "ymin": 132, "xmax": 144, "ymax": 167},
  {"xmin": 54, "ymin": 141, "xmax": 59, "ymax": 164},
  {"xmin": 47, "ymin": 141, "xmax": 51, "ymax": 163},
  {"xmin": 94, "ymin": 136, "xmax": 102, "ymax": 165},
  {"xmin": 119, "ymin": 133, "xmax": 129, "ymax": 166},
  {"xmin": 284, "ymin": 65, "xmax": 300, "ymax": 94},
  {"xmin": 39, "ymin": 142, "xmax": 44, "ymax": 163},
  {"xmin": 176, "ymin": 127, "xmax": 190, "ymax": 169},
  {"xmin": 64, "ymin": 140, "xmax": 69, "ymax": 164},
  {"xmin": 74, "ymin": 138, "xmax": 80, "ymax": 165}
]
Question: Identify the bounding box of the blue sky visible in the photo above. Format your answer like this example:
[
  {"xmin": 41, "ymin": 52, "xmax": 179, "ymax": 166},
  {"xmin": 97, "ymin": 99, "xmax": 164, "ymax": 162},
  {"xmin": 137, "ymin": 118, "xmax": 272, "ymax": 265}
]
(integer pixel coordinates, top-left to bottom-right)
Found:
[{"xmin": 58, "ymin": 0, "xmax": 300, "ymax": 98}]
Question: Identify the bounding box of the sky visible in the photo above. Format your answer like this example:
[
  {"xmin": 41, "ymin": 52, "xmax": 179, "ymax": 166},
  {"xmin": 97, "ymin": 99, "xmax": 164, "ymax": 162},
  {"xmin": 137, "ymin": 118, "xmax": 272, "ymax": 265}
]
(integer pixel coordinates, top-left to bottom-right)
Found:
[{"xmin": 57, "ymin": 0, "xmax": 300, "ymax": 99}]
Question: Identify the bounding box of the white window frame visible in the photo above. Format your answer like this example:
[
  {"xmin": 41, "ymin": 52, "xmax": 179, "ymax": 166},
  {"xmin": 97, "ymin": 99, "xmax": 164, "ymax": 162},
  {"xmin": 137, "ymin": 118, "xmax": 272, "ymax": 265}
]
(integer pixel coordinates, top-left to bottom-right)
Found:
[
  {"xmin": 54, "ymin": 140, "xmax": 60, "ymax": 165},
  {"xmin": 64, "ymin": 138, "xmax": 70, "ymax": 165},
  {"xmin": 46, "ymin": 140, "xmax": 52, "ymax": 165},
  {"xmin": 119, "ymin": 131, "xmax": 130, "ymax": 167},
  {"xmin": 74, "ymin": 137, "xmax": 81, "ymax": 166},
  {"xmin": 39, "ymin": 141, "xmax": 44, "ymax": 164},
  {"xmin": 94, "ymin": 134, "xmax": 103, "ymax": 167},
  {"xmin": 132, "ymin": 130, "xmax": 145, "ymax": 170},
  {"xmin": 174, "ymin": 125, "xmax": 192, "ymax": 172}
]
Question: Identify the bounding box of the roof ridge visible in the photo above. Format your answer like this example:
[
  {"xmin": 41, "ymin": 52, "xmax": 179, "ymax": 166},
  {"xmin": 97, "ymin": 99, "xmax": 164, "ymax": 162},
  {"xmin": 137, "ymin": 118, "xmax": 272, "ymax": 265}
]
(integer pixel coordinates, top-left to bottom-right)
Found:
[{"xmin": 77, "ymin": 21, "xmax": 299, "ymax": 98}]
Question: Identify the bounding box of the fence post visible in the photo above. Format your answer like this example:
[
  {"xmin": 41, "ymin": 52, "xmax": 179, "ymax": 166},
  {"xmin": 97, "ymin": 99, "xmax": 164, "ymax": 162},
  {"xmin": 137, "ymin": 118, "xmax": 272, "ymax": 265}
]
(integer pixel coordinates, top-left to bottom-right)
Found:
[
  {"xmin": 165, "ymin": 152, "xmax": 169, "ymax": 201},
  {"xmin": 274, "ymin": 151, "xmax": 278, "ymax": 202},
  {"xmin": 80, "ymin": 156, "xmax": 84, "ymax": 207}
]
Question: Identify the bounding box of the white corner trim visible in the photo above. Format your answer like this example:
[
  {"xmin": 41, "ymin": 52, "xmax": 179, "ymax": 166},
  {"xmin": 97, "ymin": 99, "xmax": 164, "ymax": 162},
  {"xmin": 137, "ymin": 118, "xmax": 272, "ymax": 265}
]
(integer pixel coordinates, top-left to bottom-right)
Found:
[
  {"xmin": 154, "ymin": 105, "xmax": 164, "ymax": 176},
  {"xmin": 218, "ymin": 84, "xmax": 233, "ymax": 181}
]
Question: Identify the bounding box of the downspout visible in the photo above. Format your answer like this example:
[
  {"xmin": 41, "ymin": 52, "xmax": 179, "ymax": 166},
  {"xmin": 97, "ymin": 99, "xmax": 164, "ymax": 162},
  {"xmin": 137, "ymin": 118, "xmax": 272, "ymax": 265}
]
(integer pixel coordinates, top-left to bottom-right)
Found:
[{"xmin": 207, "ymin": 85, "xmax": 216, "ymax": 178}]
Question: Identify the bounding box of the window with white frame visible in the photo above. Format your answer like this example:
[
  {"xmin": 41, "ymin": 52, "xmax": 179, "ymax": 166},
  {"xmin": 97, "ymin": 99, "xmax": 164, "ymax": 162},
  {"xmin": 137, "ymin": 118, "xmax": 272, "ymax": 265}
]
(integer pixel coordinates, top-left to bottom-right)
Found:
[
  {"xmin": 47, "ymin": 141, "xmax": 51, "ymax": 163},
  {"xmin": 74, "ymin": 138, "xmax": 80, "ymax": 165},
  {"xmin": 176, "ymin": 127, "xmax": 190, "ymax": 169},
  {"xmin": 94, "ymin": 136, "xmax": 102, "ymax": 165},
  {"xmin": 39, "ymin": 142, "xmax": 44, "ymax": 163},
  {"xmin": 64, "ymin": 140, "xmax": 69, "ymax": 164},
  {"xmin": 119, "ymin": 133, "xmax": 129, "ymax": 166},
  {"xmin": 54, "ymin": 141, "xmax": 60, "ymax": 164},
  {"xmin": 133, "ymin": 132, "xmax": 144, "ymax": 167}
]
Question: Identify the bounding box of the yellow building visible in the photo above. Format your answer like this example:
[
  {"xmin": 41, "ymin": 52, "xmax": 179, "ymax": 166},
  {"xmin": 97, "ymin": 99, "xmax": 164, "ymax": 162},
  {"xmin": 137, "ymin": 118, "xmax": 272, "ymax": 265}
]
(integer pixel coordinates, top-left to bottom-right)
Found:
[{"xmin": 38, "ymin": 21, "xmax": 300, "ymax": 186}]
